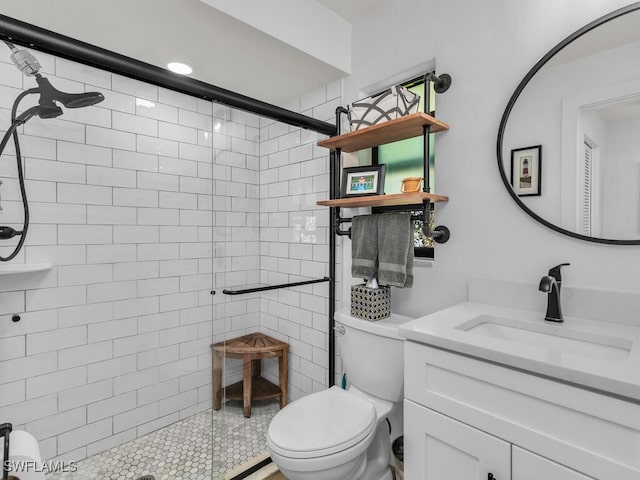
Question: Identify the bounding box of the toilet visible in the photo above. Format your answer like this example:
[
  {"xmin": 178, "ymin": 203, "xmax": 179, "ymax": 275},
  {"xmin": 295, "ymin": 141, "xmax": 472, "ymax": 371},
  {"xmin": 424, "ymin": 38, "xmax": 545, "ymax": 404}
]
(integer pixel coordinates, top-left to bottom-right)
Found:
[{"xmin": 267, "ymin": 310, "xmax": 411, "ymax": 480}]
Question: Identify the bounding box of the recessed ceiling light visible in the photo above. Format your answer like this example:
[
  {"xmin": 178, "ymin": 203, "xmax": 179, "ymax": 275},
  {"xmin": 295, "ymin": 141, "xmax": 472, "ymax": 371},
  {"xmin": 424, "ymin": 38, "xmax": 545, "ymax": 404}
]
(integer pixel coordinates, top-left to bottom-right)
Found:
[{"xmin": 167, "ymin": 62, "xmax": 193, "ymax": 75}]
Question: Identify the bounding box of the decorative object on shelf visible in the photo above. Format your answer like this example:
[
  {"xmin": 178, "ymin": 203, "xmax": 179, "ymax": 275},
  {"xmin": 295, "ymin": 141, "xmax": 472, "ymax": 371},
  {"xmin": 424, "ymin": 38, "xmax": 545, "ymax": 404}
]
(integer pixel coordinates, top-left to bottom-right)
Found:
[
  {"xmin": 348, "ymin": 85, "xmax": 420, "ymax": 131},
  {"xmin": 341, "ymin": 165, "xmax": 386, "ymax": 198},
  {"xmin": 511, "ymin": 145, "xmax": 542, "ymax": 196},
  {"xmin": 350, "ymin": 283, "xmax": 391, "ymax": 321},
  {"xmin": 401, "ymin": 176, "xmax": 423, "ymax": 193}
]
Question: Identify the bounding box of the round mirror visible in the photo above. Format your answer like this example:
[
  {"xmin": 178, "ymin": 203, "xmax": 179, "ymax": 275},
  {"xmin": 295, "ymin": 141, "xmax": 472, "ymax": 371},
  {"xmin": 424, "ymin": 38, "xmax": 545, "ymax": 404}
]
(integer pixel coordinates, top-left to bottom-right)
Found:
[{"xmin": 497, "ymin": 3, "xmax": 640, "ymax": 244}]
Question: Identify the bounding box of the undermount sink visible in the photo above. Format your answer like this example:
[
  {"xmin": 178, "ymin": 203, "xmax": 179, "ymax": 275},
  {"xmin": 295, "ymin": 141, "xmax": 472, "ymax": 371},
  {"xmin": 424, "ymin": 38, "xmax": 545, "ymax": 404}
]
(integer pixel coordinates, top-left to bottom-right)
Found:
[
  {"xmin": 456, "ymin": 314, "xmax": 632, "ymax": 363},
  {"xmin": 399, "ymin": 296, "xmax": 640, "ymax": 401}
]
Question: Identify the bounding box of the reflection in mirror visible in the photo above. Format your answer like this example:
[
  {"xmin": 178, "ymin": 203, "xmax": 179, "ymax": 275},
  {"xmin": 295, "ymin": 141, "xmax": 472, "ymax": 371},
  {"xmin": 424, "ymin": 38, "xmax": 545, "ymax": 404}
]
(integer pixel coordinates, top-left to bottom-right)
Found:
[{"xmin": 500, "ymin": 7, "xmax": 640, "ymax": 241}]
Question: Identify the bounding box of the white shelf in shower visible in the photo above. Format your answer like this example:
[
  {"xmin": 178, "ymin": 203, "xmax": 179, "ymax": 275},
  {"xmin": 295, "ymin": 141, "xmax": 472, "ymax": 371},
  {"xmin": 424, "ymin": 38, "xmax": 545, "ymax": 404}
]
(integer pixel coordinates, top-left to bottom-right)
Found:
[{"xmin": 0, "ymin": 263, "xmax": 52, "ymax": 275}]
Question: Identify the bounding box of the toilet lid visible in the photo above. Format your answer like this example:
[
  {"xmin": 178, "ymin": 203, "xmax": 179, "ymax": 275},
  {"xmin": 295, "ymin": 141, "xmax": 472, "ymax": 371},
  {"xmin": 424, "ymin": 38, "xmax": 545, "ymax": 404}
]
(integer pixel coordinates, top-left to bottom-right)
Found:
[{"xmin": 268, "ymin": 386, "xmax": 377, "ymax": 459}]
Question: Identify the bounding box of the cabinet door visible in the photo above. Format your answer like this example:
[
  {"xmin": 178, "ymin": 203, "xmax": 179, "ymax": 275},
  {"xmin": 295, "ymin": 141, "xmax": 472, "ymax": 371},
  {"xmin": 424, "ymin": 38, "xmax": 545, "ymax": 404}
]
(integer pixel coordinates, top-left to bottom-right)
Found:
[
  {"xmin": 513, "ymin": 447, "xmax": 593, "ymax": 480},
  {"xmin": 405, "ymin": 400, "xmax": 510, "ymax": 480}
]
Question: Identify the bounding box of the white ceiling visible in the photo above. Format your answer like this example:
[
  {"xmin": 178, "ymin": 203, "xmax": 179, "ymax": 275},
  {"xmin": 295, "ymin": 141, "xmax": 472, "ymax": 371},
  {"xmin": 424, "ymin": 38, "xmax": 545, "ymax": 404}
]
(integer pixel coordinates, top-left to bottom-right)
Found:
[
  {"xmin": 316, "ymin": 0, "xmax": 387, "ymax": 22},
  {"xmin": 0, "ymin": 0, "xmax": 383, "ymax": 106}
]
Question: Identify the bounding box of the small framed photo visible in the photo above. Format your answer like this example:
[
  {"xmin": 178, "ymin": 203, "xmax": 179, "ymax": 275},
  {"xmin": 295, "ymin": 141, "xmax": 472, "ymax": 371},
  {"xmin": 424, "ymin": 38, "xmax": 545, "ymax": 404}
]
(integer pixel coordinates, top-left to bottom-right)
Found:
[
  {"xmin": 511, "ymin": 145, "xmax": 541, "ymax": 196},
  {"xmin": 341, "ymin": 165, "xmax": 385, "ymax": 197}
]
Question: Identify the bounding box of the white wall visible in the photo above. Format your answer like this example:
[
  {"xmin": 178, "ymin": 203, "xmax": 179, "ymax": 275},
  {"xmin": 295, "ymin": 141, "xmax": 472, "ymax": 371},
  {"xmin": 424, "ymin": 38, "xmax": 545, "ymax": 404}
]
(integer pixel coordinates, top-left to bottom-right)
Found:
[
  {"xmin": 601, "ymin": 113, "xmax": 640, "ymax": 237},
  {"xmin": 200, "ymin": 0, "xmax": 352, "ymax": 73},
  {"xmin": 342, "ymin": 0, "xmax": 640, "ymax": 318},
  {"xmin": 258, "ymin": 82, "xmax": 341, "ymax": 400}
]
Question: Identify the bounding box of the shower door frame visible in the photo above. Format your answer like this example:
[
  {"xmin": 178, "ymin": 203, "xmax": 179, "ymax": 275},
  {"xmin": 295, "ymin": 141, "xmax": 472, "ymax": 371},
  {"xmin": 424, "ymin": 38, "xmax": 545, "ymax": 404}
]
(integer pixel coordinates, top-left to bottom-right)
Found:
[{"xmin": 0, "ymin": 13, "xmax": 340, "ymax": 388}]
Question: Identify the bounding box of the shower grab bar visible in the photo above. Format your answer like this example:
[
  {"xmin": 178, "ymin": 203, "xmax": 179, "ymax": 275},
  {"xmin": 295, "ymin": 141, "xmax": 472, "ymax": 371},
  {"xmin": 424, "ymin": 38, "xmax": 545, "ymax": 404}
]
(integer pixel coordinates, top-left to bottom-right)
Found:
[{"xmin": 222, "ymin": 277, "xmax": 330, "ymax": 295}]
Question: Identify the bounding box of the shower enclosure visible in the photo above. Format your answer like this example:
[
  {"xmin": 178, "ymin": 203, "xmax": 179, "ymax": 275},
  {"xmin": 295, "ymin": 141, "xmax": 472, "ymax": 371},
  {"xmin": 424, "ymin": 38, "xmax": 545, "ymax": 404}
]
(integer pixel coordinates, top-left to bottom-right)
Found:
[{"xmin": 0, "ymin": 14, "xmax": 336, "ymax": 480}]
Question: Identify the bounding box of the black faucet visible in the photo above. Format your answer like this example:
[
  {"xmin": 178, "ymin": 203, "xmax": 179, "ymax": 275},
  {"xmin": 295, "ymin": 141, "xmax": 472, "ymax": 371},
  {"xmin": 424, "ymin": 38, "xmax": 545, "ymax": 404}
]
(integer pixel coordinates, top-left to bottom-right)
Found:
[{"xmin": 538, "ymin": 263, "xmax": 570, "ymax": 323}]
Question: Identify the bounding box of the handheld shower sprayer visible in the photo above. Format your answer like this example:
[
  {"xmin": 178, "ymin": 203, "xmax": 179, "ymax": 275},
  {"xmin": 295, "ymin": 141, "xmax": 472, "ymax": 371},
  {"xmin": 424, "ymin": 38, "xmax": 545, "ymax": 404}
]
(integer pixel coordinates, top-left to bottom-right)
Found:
[
  {"xmin": 0, "ymin": 41, "xmax": 105, "ymax": 261},
  {"xmin": 35, "ymin": 74, "xmax": 105, "ymax": 110}
]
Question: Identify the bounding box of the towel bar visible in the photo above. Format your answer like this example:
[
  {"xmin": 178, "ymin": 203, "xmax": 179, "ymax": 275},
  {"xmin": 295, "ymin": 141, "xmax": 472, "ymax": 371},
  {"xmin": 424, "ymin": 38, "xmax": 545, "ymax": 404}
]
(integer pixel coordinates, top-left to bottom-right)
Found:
[{"xmin": 333, "ymin": 201, "xmax": 450, "ymax": 244}]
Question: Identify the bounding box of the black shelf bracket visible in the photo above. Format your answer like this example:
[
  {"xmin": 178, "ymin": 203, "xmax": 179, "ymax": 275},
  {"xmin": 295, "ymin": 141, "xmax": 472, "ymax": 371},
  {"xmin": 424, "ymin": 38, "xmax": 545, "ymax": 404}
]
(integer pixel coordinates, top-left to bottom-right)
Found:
[
  {"xmin": 334, "ymin": 207, "xmax": 352, "ymax": 238},
  {"xmin": 419, "ymin": 199, "xmax": 450, "ymax": 244},
  {"xmin": 426, "ymin": 72, "xmax": 452, "ymax": 94}
]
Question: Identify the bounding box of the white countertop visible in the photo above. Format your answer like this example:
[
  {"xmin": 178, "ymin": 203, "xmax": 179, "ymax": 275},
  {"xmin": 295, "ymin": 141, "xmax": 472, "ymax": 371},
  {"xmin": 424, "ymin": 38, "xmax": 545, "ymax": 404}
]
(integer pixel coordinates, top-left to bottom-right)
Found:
[{"xmin": 399, "ymin": 302, "xmax": 640, "ymax": 402}]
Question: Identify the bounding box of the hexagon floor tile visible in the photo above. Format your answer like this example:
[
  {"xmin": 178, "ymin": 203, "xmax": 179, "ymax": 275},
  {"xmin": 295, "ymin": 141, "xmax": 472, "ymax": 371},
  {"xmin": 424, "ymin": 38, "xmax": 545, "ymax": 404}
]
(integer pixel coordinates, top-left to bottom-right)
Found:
[{"xmin": 46, "ymin": 400, "xmax": 280, "ymax": 480}]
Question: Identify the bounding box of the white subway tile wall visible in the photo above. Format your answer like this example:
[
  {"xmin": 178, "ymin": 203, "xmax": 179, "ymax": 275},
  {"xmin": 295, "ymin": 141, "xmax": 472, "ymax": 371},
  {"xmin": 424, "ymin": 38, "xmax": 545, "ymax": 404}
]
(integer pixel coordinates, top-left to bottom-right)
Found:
[
  {"xmin": 0, "ymin": 49, "xmax": 336, "ymax": 464},
  {"xmin": 256, "ymin": 82, "xmax": 341, "ymax": 400}
]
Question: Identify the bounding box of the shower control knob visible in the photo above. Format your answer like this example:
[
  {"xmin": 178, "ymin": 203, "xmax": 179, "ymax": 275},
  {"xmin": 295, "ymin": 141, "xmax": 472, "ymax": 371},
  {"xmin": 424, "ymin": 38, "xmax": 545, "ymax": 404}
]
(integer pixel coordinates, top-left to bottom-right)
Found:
[
  {"xmin": 333, "ymin": 325, "xmax": 345, "ymax": 334},
  {"xmin": 488, "ymin": 474, "xmax": 496, "ymax": 480},
  {"xmin": 11, "ymin": 315, "xmax": 20, "ymax": 323}
]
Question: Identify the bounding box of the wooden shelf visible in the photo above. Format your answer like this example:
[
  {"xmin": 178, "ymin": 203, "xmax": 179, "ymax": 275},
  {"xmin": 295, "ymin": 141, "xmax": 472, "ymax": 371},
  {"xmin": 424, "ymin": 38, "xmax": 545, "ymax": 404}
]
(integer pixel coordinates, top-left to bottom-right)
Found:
[
  {"xmin": 224, "ymin": 376, "xmax": 282, "ymax": 402},
  {"xmin": 316, "ymin": 192, "xmax": 448, "ymax": 209},
  {"xmin": 317, "ymin": 112, "xmax": 449, "ymax": 152}
]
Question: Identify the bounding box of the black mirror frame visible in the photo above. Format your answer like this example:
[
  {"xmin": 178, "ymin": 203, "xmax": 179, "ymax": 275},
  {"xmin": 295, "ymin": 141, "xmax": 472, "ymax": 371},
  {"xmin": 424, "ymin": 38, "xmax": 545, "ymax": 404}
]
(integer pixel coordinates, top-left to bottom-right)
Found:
[{"xmin": 496, "ymin": 1, "xmax": 640, "ymax": 245}]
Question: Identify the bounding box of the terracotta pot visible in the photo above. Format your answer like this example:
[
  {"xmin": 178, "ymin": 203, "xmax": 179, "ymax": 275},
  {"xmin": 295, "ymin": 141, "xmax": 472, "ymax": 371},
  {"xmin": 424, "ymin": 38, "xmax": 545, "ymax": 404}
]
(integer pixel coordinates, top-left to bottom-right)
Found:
[{"xmin": 401, "ymin": 177, "xmax": 423, "ymax": 193}]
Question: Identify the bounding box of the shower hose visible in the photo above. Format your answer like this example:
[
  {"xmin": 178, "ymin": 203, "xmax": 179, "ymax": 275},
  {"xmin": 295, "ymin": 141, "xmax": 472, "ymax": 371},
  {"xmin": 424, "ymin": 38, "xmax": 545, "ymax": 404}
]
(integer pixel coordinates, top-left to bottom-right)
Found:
[{"xmin": 0, "ymin": 88, "xmax": 38, "ymax": 261}]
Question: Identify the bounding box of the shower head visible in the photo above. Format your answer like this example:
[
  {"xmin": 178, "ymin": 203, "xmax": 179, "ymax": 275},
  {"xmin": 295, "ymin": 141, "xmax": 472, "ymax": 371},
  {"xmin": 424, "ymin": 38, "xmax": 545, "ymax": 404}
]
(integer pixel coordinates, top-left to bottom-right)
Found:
[
  {"xmin": 2, "ymin": 41, "xmax": 104, "ymax": 110},
  {"xmin": 37, "ymin": 105, "xmax": 64, "ymax": 119},
  {"xmin": 35, "ymin": 74, "xmax": 105, "ymax": 109}
]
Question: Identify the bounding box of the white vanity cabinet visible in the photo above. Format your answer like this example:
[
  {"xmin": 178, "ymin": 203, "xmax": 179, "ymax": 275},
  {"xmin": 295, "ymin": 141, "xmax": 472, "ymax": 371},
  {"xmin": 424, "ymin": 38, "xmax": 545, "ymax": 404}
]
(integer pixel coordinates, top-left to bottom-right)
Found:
[
  {"xmin": 512, "ymin": 448, "xmax": 593, "ymax": 480},
  {"xmin": 405, "ymin": 402, "xmax": 593, "ymax": 480},
  {"xmin": 404, "ymin": 341, "xmax": 640, "ymax": 480}
]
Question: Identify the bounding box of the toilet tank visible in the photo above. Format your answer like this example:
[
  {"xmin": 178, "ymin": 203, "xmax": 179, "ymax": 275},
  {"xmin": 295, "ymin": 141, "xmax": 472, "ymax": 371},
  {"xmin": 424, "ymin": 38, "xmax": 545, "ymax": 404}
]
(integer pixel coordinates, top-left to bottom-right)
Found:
[{"xmin": 335, "ymin": 310, "xmax": 413, "ymax": 402}]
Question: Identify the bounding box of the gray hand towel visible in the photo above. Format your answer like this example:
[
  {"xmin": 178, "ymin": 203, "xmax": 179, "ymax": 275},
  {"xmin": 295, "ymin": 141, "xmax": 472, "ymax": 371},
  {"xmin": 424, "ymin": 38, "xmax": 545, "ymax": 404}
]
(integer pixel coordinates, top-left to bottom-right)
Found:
[
  {"xmin": 378, "ymin": 212, "xmax": 413, "ymax": 288},
  {"xmin": 351, "ymin": 214, "xmax": 378, "ymax": 280}
]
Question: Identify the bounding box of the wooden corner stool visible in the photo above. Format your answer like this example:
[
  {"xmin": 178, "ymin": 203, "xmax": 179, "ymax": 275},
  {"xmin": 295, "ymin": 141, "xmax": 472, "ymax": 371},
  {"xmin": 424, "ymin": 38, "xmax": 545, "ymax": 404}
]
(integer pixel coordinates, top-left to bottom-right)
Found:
[{"xmin": 212, "ymin": 332, "xmax": 289, "ymax": 418}]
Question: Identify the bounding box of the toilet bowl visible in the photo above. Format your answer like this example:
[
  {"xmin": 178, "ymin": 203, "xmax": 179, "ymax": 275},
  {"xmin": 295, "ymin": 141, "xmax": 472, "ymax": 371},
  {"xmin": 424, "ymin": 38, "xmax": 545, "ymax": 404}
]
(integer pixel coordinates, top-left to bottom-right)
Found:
[
  {"xmin": 267, "ymin": 386, "xmax": 378, "ymax": 480},
  {"xmin": 267, "ymin": 311, "xmax": 413, "ymax": 480}
]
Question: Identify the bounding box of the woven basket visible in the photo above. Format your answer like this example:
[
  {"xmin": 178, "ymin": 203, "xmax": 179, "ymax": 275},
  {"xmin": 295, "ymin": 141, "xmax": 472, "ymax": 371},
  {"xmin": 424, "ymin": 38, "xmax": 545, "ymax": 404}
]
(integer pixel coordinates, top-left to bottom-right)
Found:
[
  {"xmin": 348, "ymin": 86, "xmax": 420, "ymax": 131},
  {"xmin": 350, "ymin": 284, "xmax": 391, "ymax": 321}
]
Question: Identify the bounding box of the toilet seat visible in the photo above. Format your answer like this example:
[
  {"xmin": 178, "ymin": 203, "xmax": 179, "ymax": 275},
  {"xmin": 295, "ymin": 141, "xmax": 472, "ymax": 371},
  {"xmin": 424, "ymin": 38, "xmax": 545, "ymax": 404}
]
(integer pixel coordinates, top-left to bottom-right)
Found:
[{"xmin": 268, "ymin": 386, "xmax": 377, "ymax": 459}]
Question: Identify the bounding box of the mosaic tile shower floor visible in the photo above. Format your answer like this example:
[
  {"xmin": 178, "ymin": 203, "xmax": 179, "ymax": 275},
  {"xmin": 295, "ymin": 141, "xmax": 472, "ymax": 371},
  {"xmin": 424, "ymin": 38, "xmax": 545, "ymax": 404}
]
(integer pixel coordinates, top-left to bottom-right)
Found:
[{"xmin": 47, "ymin": 400, "xmax": 280, "ymax": 480}]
